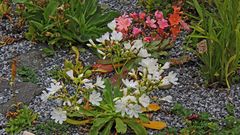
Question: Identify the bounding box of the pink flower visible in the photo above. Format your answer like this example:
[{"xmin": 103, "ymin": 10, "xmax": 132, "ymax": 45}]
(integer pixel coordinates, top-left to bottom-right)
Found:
[
  {"xmin": 139, "ymin": 12, "xmax": 146, "ymax": 20},
  {"xmin": 180, "ymin": 20, "xmax": 190, "ymax": 31},
  {"xmin": 145, "ymin": 17, "xmax": 157, "ymax": 28},
  {"xmin": 132, "ymin": 27, "xmax": 142, "ymax": 37},
  {"xmin": 130, "ymin": 12, "xmax": 138, "ymax": 20},
  {"xmin": 155, "ymin": 10, "xmax": 163, "ymax": 20},
  {"xmin": 116, "ymin": 15, "xmax": 132, "ymax": 32},
  {"xmin": 144, "ymin": 37, "xmax": 152, "ymax": 42},
  {"xmin": 157, "ymin": 19, "xmax": 169, "ymax": 30}
]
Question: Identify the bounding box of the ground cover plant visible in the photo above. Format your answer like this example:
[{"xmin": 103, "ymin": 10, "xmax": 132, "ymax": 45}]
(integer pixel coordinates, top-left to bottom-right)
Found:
[
  {"xmin": 1, "ymin": 0, "xmax": 240, "ymax": 134},
  {"xmin": 6, "ymin": 106, "xmax": 38, "ymax": 135},
  {"xmin": 159, "ymin": 103, "xmax": 240, "ymax": 135},
  {"xmin": 0, "ymin": 0, "xmax": 11, "ymax": 20},
  {"xmin": 13, "ymin": 0, "xmax": 119, "ymax": 46}
]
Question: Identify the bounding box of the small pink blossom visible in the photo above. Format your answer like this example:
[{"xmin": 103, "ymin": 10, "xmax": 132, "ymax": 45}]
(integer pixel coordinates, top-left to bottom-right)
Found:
[
  {"xmin": 155, "ymin": 10, "xmax": 163, "ymax": 20},
  {"xmin": 130, "ymin": 12, "xmax": 138, "ymax": 20},
  {"xmin": 146, "ymin": 17, "xmax": 157, "ymax": 28},
  {"xmin": 116, "ymin": 15, "xmax": 132, "ymax": 32},
  {"xmin": 144, "ymin": 37, "xmax": 152, "ymax": 42},
  {"xmin": 132, "ymin": 27, "xmax": 142, "ymax": 37},
  {"xmin": 180, "ymin": 20, "xmax": 190, "ymax": 31},
  {"xmin": 157, "ymin": 19, "xmax": 169, "ymax": 30},
  {"xmin": 139, "ymin": 12, "xmax": 146, "ymax": 20}
]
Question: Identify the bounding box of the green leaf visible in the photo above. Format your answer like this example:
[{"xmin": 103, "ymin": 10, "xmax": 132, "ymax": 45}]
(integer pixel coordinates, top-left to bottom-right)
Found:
[
  {"xmin": 67, "ymin": 108, "xmax": 96, "ymax": 117},
  {"xmin": 124, "ymin": 119, "xmax": 147, "ymax": 135},
  {"xmin": 115, "ymin": 118, "xmax": 127, "ymax": 134},
  {"xmin": 103, "ymin": 79, "xmax": 114, "ymax": 108},
  {"xmin": 82, "ymin": 0, "xmax": 97, "ymax": 17},
  {"xmin": 139, "ymin": 114, "xmax": 150, "ymax": 123},
  {"xmin": 192, "ymin": 0, "xmax": 203, "ymax": 19},
  {"xmin": 65, "ymin": 118, "xmax": 91, "ymax": 125},
  {"xmin": 89, "ymin": 117, "xmax": 113, "ymax": 135},
  {"xmin": 101, "ymin": 120, "xmax": 114, "ymax": 135},
  {"xmin": 43, "ymin": 0, "xmax": 58, "ymax": 22}
]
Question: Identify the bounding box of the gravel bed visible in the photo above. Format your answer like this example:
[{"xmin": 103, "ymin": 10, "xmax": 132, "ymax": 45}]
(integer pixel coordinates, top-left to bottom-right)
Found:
[{"xmin": 98, "ymin": 0, "xmax": 141, "ymax": 13}]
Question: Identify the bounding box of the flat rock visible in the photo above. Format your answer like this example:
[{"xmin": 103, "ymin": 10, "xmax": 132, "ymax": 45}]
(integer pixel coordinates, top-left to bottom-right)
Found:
[
  {"xmin": 0, "ymin": 79, "xmax": 42, "ymax": 114},
  {"xmin": 16, "ymin": 50, "xmax": 44, "ymax": 70}
]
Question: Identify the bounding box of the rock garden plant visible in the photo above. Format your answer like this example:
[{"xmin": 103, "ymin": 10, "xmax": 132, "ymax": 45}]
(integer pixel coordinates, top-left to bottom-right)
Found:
[
  {"xmin": 13, "ymin": 0, "xmax": 119, "ymax": 46},
  {"xmin": 40, "ymin": 47, "xmax": 177, "ymax": 135}
]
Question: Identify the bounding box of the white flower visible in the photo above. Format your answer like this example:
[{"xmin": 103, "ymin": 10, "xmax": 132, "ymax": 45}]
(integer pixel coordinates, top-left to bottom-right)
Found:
[
  {"xmin": 159, "ymin": 95, "xmax": 173, "ymax": 103},
  {"xmin": 83, "ymin": 79, "xmax": 94, "ymax": 89},
  {"xmin": 77, "ymin": 98, "xmax": 83, "ymax": 104},
  {"xmin": 111, "ymin": 31, "xmax": 123, "ymax": 41},
  {"xmin": 147, "ymin": 71, "xmax": 161, "ymax": 81},
  {"xmin": 124, "ymin": 42, "xmax": 131, "ymax": 50},
  {"xmin": 161, "ymin": 62, "xmax": 170, "ymax": 69},
  {"xmin": 89, "ymin": 91, "xmax": 102, "ymax": 106},
  {"xmin": 94, "ymin": 76, "xmax": 105, "ymax": 89},
  {"xmin": 139, "ymin": 58, "xmax": 159, "ymax": 74},
  {"xmin": 131, "ymin": 40, "xmax": 143, "ymax": 51},
  {"xmin": 138, "ymin": 48, "xmax": 151, "ymax": 57},
  {"xmin": 122, "ymin": 79, "xmax": 138, "ymax": 89},
  {"xmin": 161, "ymin": 77, "xmax": 170, "ymax": 86},
  {"xmin": 133, "ymin": 89, "xmax": 140, "ymax": 95},
  {"xmin": 165, "ymin": 71, "xmax": 178, "ymax": 85},
  {"xmin": 97, "ymin": 49, "xmax": 106, "ymax": 55},
  {"xmin": 82, "ymin": 79, "xmax": 90, "ymax": 83},
  {"xmin": 115, "ymin": 96, "xmax": 138, "ymax": 117},
  {"xmin": 50, "ymin": 108, "xmax": 67, "ymax": 124},
  {"xmin": 46, "ymin": 81, "xmax": 63, "ymax": 95},
  {"xmin": 121, "ymin": 88, "xmax": 128, "ymax": 96},
  {"xmin": 126, "ymin": 104, "xmax": 142, "ymax": 118},
  {"xmin": 107, "ymin": 19, "xmax": 116, "ymax": 30},
  {"xmin": 115, "ymin": 100, "xmax": 127, "ymax": 116},
  {"xmin": 63, "ymin": 100, "xmax": 72, "ymax": 106},
  {"xmin": 88, "ymin": 39, "xmax": 97, "ymax": 47},
  {"xmin": 66, "ymin": 70, "xmax": 74, "ymax": 79},
  {"xmin": 40, "ymin": 91, "xmax": 51, "ymax": 102},
  {"xmin": 96, "ymin": 32, "xmax": 110, "ymax": 43},
  {"xmin": 122, "ymin": 95, "xmax": 137, "ymax": 103},
  {"xmin": 139, "ymin": 94, "xmax": 150, "ymax": 107}
]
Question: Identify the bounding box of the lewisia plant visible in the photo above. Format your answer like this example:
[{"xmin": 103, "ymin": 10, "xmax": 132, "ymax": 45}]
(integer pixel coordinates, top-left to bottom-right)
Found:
[
  {"xmin": 110, "ymin": 7, "xmax": 189, "ymax": 44},
  {"xmin": 40, "ymin": 48, "xmax": 178, "ymax": 135}
]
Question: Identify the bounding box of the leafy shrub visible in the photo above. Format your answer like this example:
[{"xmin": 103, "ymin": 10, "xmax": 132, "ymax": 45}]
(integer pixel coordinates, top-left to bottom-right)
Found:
[
  {"xmin": 34, "ymin": 120, "xmax": 69, "ymax": 135},
  {"xmin": 17, "ymin": 66, "xmax": 38, "ymax": 84},
  {"xmin": 6, "ymin": 106, "xmax": 38, "ymax": 135},
  {"xmin": 189, "ymin": 0, "xmax": 240, "ymax": 87},
  {"xmin": 14, "ymin": 0, "xmax": 119, "ymax": 46}
]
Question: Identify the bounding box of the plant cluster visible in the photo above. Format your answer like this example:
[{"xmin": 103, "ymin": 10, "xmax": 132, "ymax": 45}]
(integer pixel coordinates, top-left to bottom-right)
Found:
[
  {"xmin": 6, "ymin": 106, "xmax": 38, "ymax": 135},
  {"xmin": 17, "ymin": 66, "xmax": 38, "ymax": 84},
  {"xmin": 189, "ymin": 0, "xmax": 240, "ymax": 87},
  {"xmin": 160, "ymin": 103, "xmax": 240, "ymax": 135},
  {"xmin": 39, "ymin": 47, "xmax": 178, "ymax": 135},
  {"xmin": 88, "ymin": 31, "xmax": 151, "ymax": 73},
  {"xmin": 110, "ymin": 8, "xmax": 189, "ymax": 51},
  {"xmin": 13, "ymin": 0, "xmax": 119, "ymax": 46},
  {"xmin": 34, "ymin": 120, "xmax": 69, "ymax": 135},
  {"xmin": 0, "ymin": 0, "xmax": 11, "ymax": 19}
]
